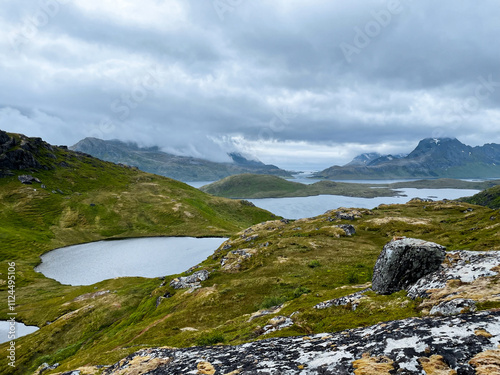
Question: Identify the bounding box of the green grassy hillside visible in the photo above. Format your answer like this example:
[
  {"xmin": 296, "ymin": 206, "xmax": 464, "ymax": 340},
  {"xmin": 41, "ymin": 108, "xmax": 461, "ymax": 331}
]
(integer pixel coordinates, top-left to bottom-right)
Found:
[
  {"xmin": 200, "ymin": 173, "xmax": 397, "ymax": 198},
  {"xmin": 0, "ymin": 131, "xmax": 277, "ymax": 374},
  {"xmin": 461, "ymin": 184, "xmax": 500, "ymax": 209},
  {"xmin": 3, "ymin": 196, "xmax": 500, "ymax": 374}
]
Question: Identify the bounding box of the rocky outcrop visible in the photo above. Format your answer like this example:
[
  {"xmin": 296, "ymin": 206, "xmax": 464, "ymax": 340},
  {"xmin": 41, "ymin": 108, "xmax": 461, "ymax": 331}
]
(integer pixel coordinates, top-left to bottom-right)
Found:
[
  {"xmin": 407, "ymin": 250, "xmax": 500, "ymax": 299},
  {"xmin": 169, "ymin": 270, "xmax": 209, "ymax": 290},
  {"xmin": 372, "ymin": 238, "xmax": 446, "ymax": 295},
  {"xmin": 314, "ymin": 288, "xmax": 371, "ymax": 311},
  {"xmin": 18, "ymin": 174, "xmax": 41, "ymax": 184},
  {"xmin": 429, "ymin": 298, "xmax": 477, "ymax": 316},
  {"xmin": 103, "ymin": 310, "xmax": 500, "ymax": 374},
  {"xmin": 220, "ymin": 249, "xmax": 257, "ymax": 272},
  {"xmin": 0, "ymin": 130, "xmax": 61, "ymax": 176}
]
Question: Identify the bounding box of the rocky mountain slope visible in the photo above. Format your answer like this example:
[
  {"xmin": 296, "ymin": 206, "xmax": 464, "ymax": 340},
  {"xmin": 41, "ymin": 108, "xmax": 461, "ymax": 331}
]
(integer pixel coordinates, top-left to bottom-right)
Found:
[
  {"xmin": 315, "ymin": 138, "xmax": 500, "ymax": 179},
  {"xmin": 70, "ymin": 137, "xmax": 292, "ymax": 181}
]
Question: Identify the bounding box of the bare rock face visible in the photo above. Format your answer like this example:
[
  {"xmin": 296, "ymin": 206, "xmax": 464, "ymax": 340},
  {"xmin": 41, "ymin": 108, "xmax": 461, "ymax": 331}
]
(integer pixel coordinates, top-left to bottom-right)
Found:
[
  {"xmin": 372, "ymin": 238, "xmax": 446, "ymax": 295},
  {"xmin": 169, "ymin": 270, "xmax": 209, "ymax": 289}
]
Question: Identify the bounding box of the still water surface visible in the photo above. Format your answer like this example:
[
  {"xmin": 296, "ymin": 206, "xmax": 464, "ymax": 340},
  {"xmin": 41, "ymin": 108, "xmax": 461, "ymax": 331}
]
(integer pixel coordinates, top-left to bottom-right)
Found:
[
  {"xmin": 248, "ymin": 188, "xmax": 480, "ymax": 219},
  {"xmin": 36, "ymin": 237, "xmax": 226, "ymax": 286},
  {"xmin": 0, "ymin": 321, "xmax": 38, "ymax": 344}
]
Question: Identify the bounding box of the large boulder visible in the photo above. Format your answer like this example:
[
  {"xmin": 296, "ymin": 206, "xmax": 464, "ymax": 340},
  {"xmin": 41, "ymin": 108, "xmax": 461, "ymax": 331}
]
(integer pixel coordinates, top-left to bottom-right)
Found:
[{"xmin": 372, "ymin": 238, "xmax": 446, "ymax": 295}]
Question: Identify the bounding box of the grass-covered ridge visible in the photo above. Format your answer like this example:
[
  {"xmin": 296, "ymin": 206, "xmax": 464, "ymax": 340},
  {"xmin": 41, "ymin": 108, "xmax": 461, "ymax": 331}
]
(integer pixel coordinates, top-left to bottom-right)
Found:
[
  {"xmin": 200, "ymin": 173, "xmax": 398, "ymax": 198},
  {"xmin": 200, "ymin": 174, "xmax": 500, "ymax": 199},
  {"xmin": 461, "ymin": 184, "xmax": 500, "ymax": 209}
]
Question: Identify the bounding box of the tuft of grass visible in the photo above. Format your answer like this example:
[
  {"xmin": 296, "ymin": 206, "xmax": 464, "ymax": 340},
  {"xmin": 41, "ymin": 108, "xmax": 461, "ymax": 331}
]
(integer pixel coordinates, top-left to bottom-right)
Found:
[
  {"xmin": 196, "ymin": 332, "xmax": 226, "ymax": 346},
  {"xmin": 307, "ymin": 260, "xmax": 321, "ymax": 268}
]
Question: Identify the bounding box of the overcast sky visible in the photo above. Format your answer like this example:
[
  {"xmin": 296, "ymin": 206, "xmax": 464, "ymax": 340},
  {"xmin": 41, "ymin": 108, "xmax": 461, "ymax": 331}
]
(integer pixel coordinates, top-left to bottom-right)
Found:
[{"xmin": 1, "ymin": 0, "xmax": 499, "ymax": 170}]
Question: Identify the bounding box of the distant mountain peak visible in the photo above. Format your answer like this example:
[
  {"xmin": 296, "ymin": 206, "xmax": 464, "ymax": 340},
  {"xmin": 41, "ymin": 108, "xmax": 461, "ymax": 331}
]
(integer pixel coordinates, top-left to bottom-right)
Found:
[
  {"xmin": 70, "ymin": 137, "xmax": 291, "ymax": 181},
  {"xmin": 315, "ymin": 137, "xmax": 500, "ymax": 180}
]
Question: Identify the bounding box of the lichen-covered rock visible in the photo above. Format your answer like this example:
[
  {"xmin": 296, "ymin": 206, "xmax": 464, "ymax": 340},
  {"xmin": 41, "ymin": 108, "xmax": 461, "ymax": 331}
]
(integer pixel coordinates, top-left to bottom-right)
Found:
[
  {"xmin": 18, "ymin": 174, "xmax": 41, "ymax": 184},
  {"xmin": 372, "ymin": 238, "xmax": 446, "ymax": 295},
  {"xmin": 170, "ymin": 270, "xmax": 209, "ymax": 289},
  {"xmin": 407, "ymin": 250, "xmax": 500, "ymax": 299},
  {"xmin": 429, "ymin": 298, "xmax": 477, "ymax": 316},
  {"xmin": 220, "ymin": 249, "xmax": 257, "ymax": 272},
  {"xmin": 103, "ymin": 311, "xmax": 500, "ymax": 374},
  {"xmin": 314, "ymin": 288, "xmax": 370, "ymax": 311},
  {"xmin": 336, "ymin": 224, "xmax": 356, "ymax": 236}
]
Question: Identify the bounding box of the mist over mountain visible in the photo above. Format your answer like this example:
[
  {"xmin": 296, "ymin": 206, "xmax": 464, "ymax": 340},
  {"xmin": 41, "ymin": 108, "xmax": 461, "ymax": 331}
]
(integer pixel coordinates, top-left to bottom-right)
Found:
[
  {"xmin": 70, "ymin": 137, "xmax": 292, "ymax": 181},
  {"xmin": 315, "ymin": 138, "xmax": 500, "ymax": 179}
]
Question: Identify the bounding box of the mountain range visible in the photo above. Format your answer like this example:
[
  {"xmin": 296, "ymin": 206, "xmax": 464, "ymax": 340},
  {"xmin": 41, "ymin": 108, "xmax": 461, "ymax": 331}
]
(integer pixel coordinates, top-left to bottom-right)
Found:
[
  {"xmin": 70, "ymin": 137, "xmax": 292, "ymax": 181},
  {"xmin": 314, "ymin": 138, "xmax": 500, "ymax": 179}
]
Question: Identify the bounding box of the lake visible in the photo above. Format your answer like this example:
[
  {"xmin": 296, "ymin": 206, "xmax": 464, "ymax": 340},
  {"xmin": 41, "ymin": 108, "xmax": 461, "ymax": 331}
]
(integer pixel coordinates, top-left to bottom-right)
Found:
[
  {"xmin": 35, "ymin": 237, "xmax": 227, "ymax": 286},
  {"xmin": 248, "ymin": 188, "xmax": 481, "ymax": 219},
  {"xmin": 0, "ymin": 321, "xmax": 38, "ymax": 344}
]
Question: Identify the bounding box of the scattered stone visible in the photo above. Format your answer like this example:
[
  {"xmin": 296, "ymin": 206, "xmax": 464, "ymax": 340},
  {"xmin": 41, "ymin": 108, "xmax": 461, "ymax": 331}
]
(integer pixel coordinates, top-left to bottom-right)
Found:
[
  {"xmin": 372, "ymin": 238, "xmax": 446, "ymax": 295},
  {"xmin": 180, "ymin": 327, "xmax": 199, "ymax": 332},
  {"xmin": 248, "ymin": 304, "xmax": 283, "ymax": 322},
  {"xmin": 314, "ymin": 288, "xmax": 371, "ymax": 311},
  {"xmin": 221, "ymin": 249, "xmax": 257, "ymax": 272},
  {"xmin": 429, "ymin": 298, "xmax": 477, "ymax": 316},
  {"xmin": 18, "ymin": 174, "xmax": 41, "ymax": 184},
  {"xmin": 336, "ymin": 211, "xmax": 356, "ymax": 220},
  {"xmin": 336, "ymin": 224, "xmax": 356, "ymax": 236},
  {"xmin": 33, "ymin": 362, "xmax": 60, "ymax": 375},
  {"xmin": 245, "ymin": 234, "xmax": 259, "ymax": 242},
  {"xmin": 261, "ymin": 315, "xmax": 294, "ymax": 335},
  {"xmin": 170, "ymin": 270, "xmax": 209, "ymax": 289},
  {"xmin": 409, "ymin": 197, "xmax": 434, "ymax": 203}
]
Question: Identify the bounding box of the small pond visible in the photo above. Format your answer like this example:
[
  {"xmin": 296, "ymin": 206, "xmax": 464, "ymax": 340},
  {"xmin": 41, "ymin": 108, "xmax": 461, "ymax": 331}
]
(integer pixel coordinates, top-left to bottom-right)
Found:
[
  {"xmin": 0, "ymin": 321, "xmax": 39, "ymax": 344},
  {"xmin": 35, "ymin": 237, "xmax": 227, "ymax": 286}
]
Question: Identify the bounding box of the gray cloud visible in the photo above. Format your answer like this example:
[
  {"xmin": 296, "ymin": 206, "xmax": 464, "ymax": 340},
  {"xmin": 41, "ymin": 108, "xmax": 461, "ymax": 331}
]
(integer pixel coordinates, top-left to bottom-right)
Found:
[{"xmin": 1, "ymin": 0, "xmax": 499, "ymax": 170}]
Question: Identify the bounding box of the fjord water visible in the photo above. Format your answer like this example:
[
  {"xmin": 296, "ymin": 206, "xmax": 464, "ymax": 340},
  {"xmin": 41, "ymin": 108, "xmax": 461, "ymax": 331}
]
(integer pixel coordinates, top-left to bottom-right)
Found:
[
  {"xmin": 36, "ymin": 237, "xmax": 227, "ymax": 286},
  {"xmin": 248, "ymin": 188, "xmax": 481, "ymax": 219},
  {"xmin": 0, "ymin": 321, "xmax": 38, "ymax": 344}
]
